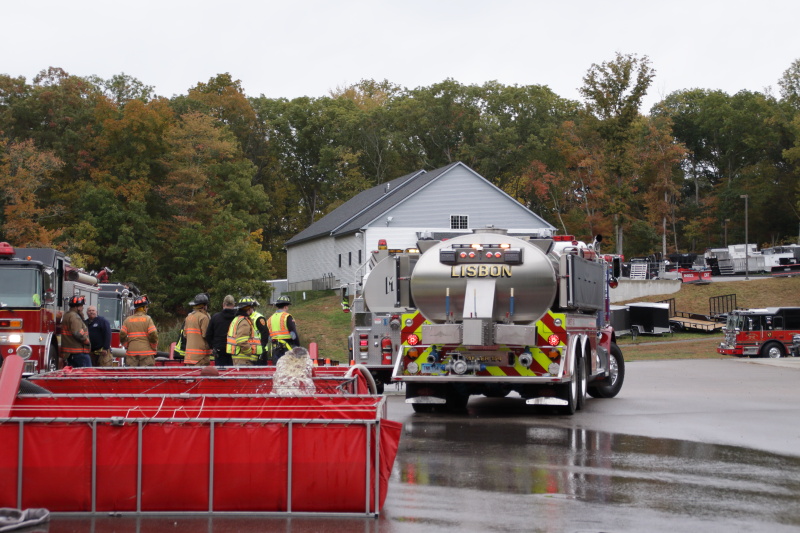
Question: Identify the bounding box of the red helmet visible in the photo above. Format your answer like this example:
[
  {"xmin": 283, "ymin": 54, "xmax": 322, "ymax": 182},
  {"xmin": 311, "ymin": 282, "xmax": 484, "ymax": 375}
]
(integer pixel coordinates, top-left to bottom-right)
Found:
[
  {"xmin": 133, "ymin": 295, "xmax": 150, "ymax": 309},
  {"xmin": 68, "ymin": 296, "xmax": 86, "ymax": 307}
]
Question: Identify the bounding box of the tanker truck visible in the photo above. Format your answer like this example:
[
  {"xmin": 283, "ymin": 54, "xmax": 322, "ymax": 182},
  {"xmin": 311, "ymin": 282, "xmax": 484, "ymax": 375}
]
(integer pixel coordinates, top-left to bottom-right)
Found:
[{"xmin": 353, "ymin": 228, "xmax": 624, "ymax": 414}]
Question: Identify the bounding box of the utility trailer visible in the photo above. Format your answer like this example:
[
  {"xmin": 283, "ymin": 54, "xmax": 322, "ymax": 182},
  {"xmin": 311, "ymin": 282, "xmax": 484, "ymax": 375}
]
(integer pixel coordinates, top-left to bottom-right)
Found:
[
  {"xmin": 0, "ymin": 356, "xmax": 401, "ymax": 516},
  {"xmin": 658, "ymin": 298, "xmax": 723, "ymax": 333}
]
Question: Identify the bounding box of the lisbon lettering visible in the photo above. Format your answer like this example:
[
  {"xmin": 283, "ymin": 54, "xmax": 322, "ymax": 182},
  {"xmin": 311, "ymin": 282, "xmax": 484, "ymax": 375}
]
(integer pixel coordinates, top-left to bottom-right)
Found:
[{"xmin": 450, "ymin": 265, "xmax": 513, "ymax": 278}]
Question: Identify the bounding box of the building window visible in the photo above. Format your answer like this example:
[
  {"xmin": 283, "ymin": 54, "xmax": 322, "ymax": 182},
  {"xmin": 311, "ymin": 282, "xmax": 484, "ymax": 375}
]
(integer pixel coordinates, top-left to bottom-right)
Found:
[
  {"xmin": 338, "ymin": 254, "xmax": 341, "ymax": 268},
  {"xmin": 348, "ymin": 251, "xmax": 352, "ymax": 266},
  {"xmin": 450, "ymin": 215, "xmax": 469, "ymax": 230},
  {"xmin": 358, "ymin": 250, "xmax": 362, "ymax": 264}
]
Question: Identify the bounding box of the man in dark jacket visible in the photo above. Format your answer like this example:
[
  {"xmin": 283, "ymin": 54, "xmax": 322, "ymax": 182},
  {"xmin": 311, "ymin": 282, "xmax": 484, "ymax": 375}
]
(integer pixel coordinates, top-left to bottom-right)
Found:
[
  {"xmin": 87, "ymin": 305, "xmax": 113, "ymax": 366},
  {"xmin": 205, "ymin": 294, "xmax": 237, "ymax": 366}
]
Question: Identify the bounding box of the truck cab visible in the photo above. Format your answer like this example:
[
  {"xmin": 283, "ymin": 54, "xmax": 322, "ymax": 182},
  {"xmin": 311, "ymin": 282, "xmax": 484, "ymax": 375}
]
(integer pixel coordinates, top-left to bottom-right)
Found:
[{"xmin": 0, "ymin": 242, "xmax": 98, "ymax": 374}]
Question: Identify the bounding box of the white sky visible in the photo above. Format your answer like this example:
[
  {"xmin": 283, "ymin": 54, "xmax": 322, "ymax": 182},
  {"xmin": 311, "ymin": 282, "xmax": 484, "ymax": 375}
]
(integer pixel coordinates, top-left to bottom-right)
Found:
[{"xmin": 3, "ymin": 0, "xmax": 798, "ymax": 111}]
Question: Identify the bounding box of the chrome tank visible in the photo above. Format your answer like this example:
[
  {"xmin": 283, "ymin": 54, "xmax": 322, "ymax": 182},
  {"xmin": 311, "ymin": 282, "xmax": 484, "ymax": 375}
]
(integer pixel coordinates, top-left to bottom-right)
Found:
[{"xmin": 410, "ymin": 232, "xmax": 557, "ymax": 325}]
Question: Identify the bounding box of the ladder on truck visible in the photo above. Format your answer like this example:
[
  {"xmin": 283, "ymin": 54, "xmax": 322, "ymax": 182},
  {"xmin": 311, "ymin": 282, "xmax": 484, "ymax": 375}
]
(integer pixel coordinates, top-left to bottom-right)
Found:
[{"xmin": 629, "ymin": 262, "xmax": 648, "ymax": 280}]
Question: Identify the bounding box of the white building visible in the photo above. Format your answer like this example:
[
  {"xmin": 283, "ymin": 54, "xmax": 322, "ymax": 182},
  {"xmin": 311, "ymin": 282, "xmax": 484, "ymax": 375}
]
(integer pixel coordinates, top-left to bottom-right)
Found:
[{"xmin": 284, "ymin": 162, "xmax": 556, "ymax": 292}]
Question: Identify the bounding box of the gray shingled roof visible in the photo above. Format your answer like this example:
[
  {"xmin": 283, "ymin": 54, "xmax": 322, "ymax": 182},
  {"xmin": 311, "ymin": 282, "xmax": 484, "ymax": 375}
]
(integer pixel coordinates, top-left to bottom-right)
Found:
[{"xmin": 285, "ymin": 163, "xmax": 460, "ymax": 246}]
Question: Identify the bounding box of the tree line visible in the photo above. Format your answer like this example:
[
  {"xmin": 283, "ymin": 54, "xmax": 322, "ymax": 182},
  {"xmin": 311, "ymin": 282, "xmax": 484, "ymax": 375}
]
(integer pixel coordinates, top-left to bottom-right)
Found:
[{"xmin": 2, "ymin": 54, "xmax": 799, "ymax": 319}]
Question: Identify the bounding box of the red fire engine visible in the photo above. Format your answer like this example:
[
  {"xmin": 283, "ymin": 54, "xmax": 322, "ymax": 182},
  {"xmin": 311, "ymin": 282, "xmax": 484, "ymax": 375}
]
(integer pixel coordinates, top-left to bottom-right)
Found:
[
  {"xmin": 0, "ymin": 242, "xmax": 99, "ymax": 374},
  {"xmin": 97, "ymin": 282, "xmax": 137, "ymax": 358},
  {"xmin": 717, "ymin": 307, "xmax": 800, "ymax": 358}
]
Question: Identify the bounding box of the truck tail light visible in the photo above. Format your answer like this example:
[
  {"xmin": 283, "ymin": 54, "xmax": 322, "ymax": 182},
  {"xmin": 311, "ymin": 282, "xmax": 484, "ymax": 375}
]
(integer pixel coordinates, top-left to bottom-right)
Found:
[{"xmin": 359, "ymin": 334, "xmax": 369, "ymax": 352}]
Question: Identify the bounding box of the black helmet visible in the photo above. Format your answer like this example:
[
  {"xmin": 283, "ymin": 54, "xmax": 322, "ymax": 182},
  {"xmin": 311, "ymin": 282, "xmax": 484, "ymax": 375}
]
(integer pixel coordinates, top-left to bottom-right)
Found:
[
  {"xmin": 276, "ymin": 295, "xmax": 291, "ymax": 306},
  {"xmin": 236, "ymin": 296, "xmax": 259, "ymax": 310},
  {"xmin": 189, "ymin": 293, "xmax": 209, "ymax": 306},
  {"xmin": 68, "ymin": 295, "xmax": 86, "ymax": 307},
  {"xmin": 133, "ymin": 295, "xmax": 150, "ymax": 308}
]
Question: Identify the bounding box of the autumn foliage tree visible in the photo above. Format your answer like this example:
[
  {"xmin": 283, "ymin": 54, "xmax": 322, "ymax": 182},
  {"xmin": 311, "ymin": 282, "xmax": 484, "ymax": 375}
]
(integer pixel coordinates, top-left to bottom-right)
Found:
[
  {"xmin": 1, "ymin": 59, "xmax": 799, "ymax": 322},
  {"xmin": 0, "ymin": 138, "xmax": 64, "ymax": 246}
]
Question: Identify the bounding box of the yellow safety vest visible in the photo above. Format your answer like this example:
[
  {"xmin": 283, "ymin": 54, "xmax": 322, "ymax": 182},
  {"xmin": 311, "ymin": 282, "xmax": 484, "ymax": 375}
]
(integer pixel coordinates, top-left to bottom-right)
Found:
[
  {"xmin": 249, "ymin": 311, "xmax": 265, "ymax": 355},
  {"xmin": 226, "ymin": 315, "xmax": 258, "ymax": 361},
  {"xmin": 268, "ymin": 312, "xmax": 291, "ymax": 339}
]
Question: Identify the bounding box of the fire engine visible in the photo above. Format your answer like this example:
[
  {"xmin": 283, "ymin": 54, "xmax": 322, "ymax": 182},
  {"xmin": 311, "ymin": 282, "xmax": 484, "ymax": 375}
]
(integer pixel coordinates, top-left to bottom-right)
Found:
[
  {"xmin": 352, "ymin": 228, "xmax": 625, "ymax": 414},
  {"xmin": 0, "ymin": 242, "xmax": 99, "ymax": 374},
  {"xmin": 717, "ymin": 307, "xmax": 800, "ymax": 358},
  {"xmin": 348, "ymin": 241, "xmax": 421, "ymax": 393},
  {"xmin": 97, "ymin": 282, "xmax": 137, "ymax": 358}
]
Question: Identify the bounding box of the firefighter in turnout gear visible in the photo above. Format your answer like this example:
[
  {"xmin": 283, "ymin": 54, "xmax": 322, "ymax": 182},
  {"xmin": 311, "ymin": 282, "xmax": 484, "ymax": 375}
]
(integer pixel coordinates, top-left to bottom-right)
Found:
[
  {"xmin": 60, "ymin": 295, "xmax": 92, "ymax": 367},
  {"xmin": 268, "ymin": 295, "xmax": 300, "ymax": 364},
  {"xmin": 120, "ymin": 295, "xmax": 159, "ymax": 367},
  {"xmin": 226, "ymin": 297, "xmax": 259, "ymax": 366},
  {"xmin": 183, "ymin": 293, "xmax": 212, "ymax": 366},
  {"xmin": 245, "ymin": 298, "xmax": 270, "ymax": 365}
]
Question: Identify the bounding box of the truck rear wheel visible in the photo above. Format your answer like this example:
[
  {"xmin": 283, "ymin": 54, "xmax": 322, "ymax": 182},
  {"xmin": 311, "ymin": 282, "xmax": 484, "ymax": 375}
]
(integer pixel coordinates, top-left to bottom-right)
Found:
[
  {"xmin": 557, "ymin": 356, "xmax": 579, "ymax": 415},
  {"xmin": 576, "ymin": 355, "xmax": 588, "ymax": 410},
  {"xmin": 588, "ymin": 343, "xmax": 625, "ymax": 399}
]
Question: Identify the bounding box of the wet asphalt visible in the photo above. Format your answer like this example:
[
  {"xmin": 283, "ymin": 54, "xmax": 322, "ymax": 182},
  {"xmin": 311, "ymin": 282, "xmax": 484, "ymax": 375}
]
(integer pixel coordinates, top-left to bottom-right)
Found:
[{"xmin": 47, "ymin": 358, "xmax": 800, "ymax": 533}]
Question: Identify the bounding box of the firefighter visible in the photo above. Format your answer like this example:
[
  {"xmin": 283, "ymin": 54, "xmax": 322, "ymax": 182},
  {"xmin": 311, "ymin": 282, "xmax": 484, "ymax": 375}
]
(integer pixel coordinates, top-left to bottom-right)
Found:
[
  {"xmin": 183, "ymin": 293, "xmax": 212, "ymax": 366},
  {"xmin": 120, "ymin": 295, "xmax": 158, "ymax": 367},
  {"xmin": 60, "ymin": 296, "xmax": 92, "ymax": 367},
  {"xmin": 268, "ymin": 295, "xmax": 300, "ymax": 364},
  {"xmin": 205, "ymin": 294, "xmax": 237, "ymax": 366},
  {"xmin": 248, "ymin": 299, "xmax": 270, "ymax": 365},
  {"xmin": 226, "ymin": 297, "xmax": 259, "ymax": 366}
]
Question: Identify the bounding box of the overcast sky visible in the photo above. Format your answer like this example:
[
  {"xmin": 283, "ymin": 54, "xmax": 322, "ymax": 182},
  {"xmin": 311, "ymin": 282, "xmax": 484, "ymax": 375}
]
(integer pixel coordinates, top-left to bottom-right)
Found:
[{"xmin": 3, "ymin": 0, "xmax": 798, "ymax": 112}]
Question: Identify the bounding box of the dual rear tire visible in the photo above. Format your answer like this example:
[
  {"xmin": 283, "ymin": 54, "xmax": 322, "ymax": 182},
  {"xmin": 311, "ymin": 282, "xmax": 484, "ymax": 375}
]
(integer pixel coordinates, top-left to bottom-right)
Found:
[{"xmin": 557, "ymin": 354, "xmax": 587, "ymax": 415}]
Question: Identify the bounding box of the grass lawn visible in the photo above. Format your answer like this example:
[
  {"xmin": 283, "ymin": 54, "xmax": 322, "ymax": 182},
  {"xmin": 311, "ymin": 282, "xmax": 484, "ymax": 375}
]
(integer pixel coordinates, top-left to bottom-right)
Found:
[{"xmin": 617, "ymin": 333, "xmax": 727, "ymax": 361}]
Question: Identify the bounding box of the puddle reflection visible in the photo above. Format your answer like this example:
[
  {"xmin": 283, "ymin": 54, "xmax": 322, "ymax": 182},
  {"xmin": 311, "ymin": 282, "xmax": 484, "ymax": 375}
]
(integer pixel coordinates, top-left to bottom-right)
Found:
[{"xmin": 393, "ymin": 416, "xmax": 800, "ymax": 528}]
